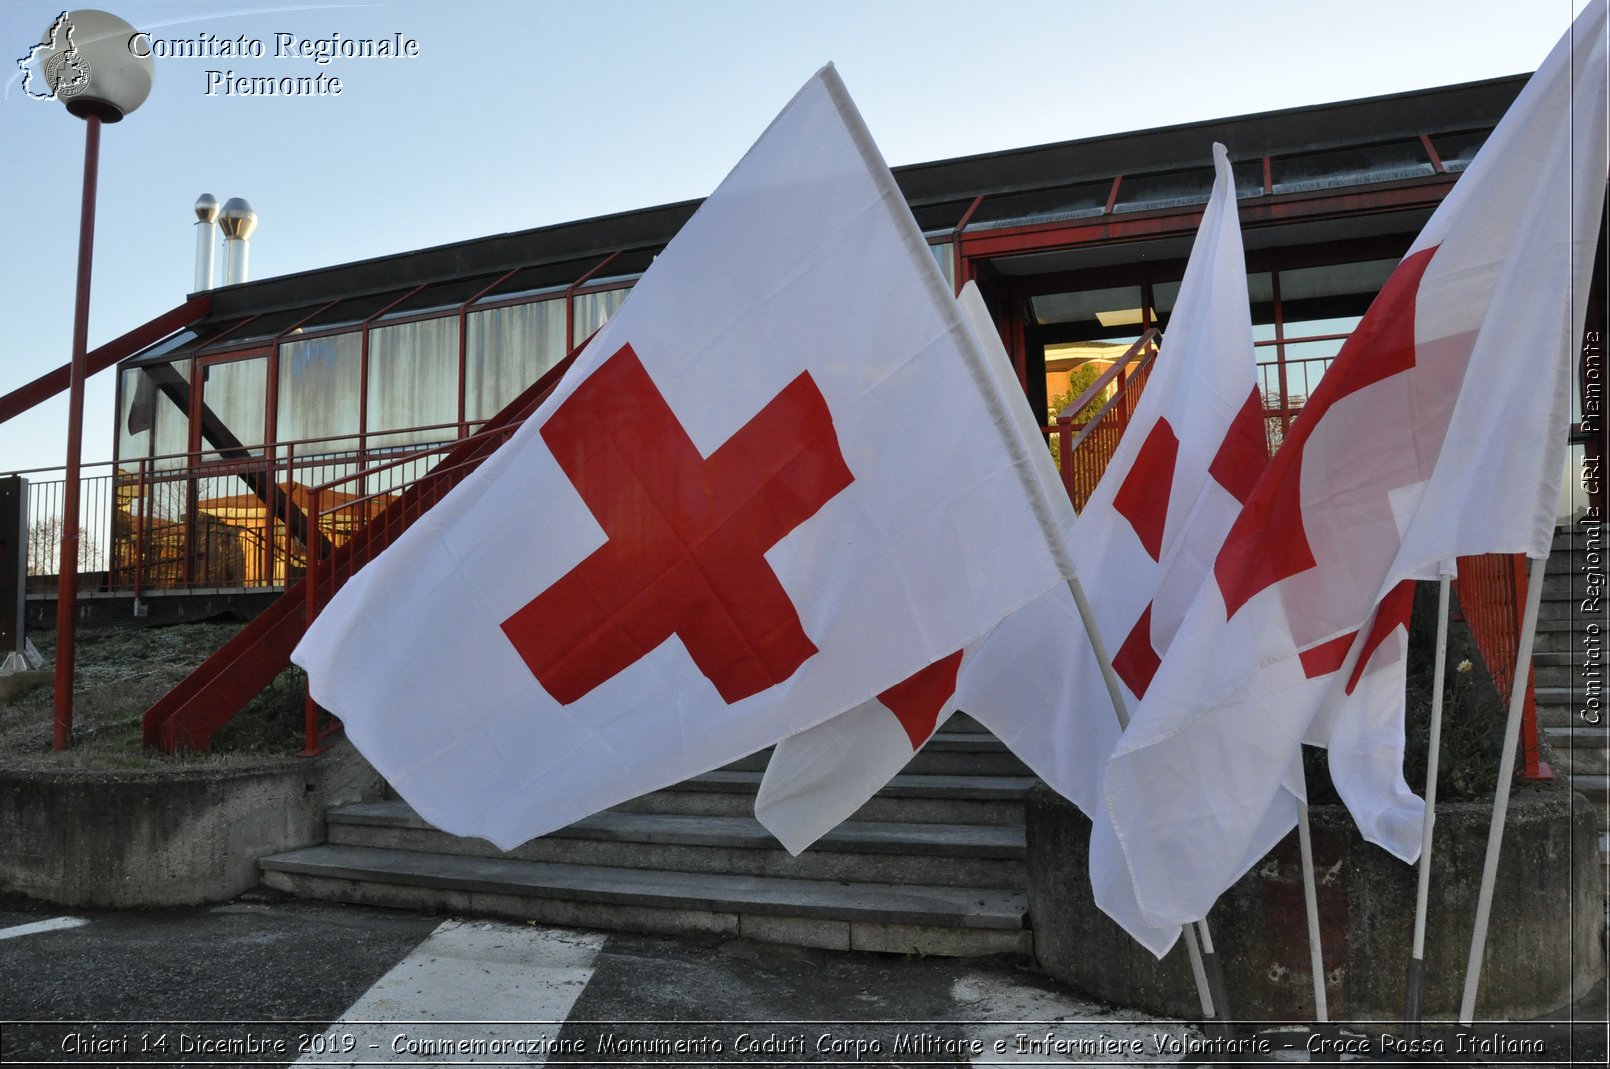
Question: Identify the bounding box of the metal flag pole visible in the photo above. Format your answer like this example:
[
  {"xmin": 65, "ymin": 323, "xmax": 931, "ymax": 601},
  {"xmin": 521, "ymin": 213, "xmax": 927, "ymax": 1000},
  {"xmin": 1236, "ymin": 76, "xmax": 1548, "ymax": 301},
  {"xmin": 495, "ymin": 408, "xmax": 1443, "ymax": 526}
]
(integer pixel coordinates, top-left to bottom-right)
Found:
[
  {"xmin": 1063, "ymin": 574, "xmax": 1226, "ymax": 1031},
  {"xmin": 1296, "ymin": 795, "xmax": 1328, "ymax": 1023},
  {"xmin": 1458, "ymin": 554, "xmax": 1549, "ymax": 1025},
  {"xmin": 1193, "ymin": 915, "xmax": 1236, "ymax": 1030},
  {"xmin": 950, "ymin": 279, "xmax": 1226, "ymax": 1028},
  {"xmin": 1404, "ymin": 572, "xmax": 1453, "ymax": 1038}
]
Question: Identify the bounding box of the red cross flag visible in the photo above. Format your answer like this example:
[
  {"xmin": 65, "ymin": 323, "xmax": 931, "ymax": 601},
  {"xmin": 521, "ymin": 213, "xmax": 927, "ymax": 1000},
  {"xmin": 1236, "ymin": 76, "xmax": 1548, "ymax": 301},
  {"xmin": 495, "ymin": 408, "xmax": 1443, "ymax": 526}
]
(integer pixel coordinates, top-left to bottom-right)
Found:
[
  {"xmin": 753, "ymin": 282, "xmax": 1059, "ymax": 859},
  {"xmin": 760, "ymin": 146, "xmax": 1289, "ymax": 956},
  {"xmin": 292, "ymin": 66, "xmax": 1075, "ymax": 851},
  {"xmin": 1102, "ymin": 0, "xmax": 1608, "ymax": 931}
]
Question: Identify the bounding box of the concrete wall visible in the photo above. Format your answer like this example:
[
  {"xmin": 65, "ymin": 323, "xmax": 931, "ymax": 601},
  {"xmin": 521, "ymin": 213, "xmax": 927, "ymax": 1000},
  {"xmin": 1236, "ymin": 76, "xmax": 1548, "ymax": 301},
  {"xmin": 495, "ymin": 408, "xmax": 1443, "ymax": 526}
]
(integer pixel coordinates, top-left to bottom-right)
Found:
[
  {"xmin": 26, "ymin": 589, "xmax": 282, "ymax": 631},
  {"xmin": 1025, "ymin": 784, "xmax": 1604, "ymax": 1023},
  {"xmin": 0, "ymin": 741, "xmax": 383, "ymax": 907}
]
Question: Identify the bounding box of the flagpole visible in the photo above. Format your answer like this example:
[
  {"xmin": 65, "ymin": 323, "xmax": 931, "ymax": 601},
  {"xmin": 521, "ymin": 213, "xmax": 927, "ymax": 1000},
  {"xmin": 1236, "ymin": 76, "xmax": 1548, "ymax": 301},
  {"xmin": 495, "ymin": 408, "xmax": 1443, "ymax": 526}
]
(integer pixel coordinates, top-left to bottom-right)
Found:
[
  {"xmin": 1458, "ymin": 554, "xmax": 1548, "ymax": 1025},
  {"xmin": 1404, "ymin": 572, "xmax": 1452, "ymax": 1038},
  {"xmin": 1064, "ymin": 574, "xmax": 1225, "ymax": 1028},
  {"xmin": 1181, "ymin": 923, "xmax": 1215, "ymax": 1019},
  {"xmin": 1193, "ymin": 916, "xmax": 1235, "ymax": 1028},
  {"xmin": 1295, "ymin": 797, "xmax": 1328, "ymax": 1023}
]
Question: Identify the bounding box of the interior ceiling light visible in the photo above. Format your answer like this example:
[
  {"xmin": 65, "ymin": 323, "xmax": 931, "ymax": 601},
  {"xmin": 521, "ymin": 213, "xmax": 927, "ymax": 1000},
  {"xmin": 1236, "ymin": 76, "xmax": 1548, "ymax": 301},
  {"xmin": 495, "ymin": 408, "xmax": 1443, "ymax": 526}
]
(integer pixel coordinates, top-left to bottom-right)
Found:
[{"xmin": 1094, "ymin": 307, "xmax": 1152, "ymax": 327}]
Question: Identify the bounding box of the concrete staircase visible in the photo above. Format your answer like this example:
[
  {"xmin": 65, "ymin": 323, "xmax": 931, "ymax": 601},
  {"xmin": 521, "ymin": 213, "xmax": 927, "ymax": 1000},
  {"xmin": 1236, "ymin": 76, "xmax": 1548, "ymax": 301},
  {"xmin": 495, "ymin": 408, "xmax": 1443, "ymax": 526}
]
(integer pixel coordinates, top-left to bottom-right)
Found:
[
  {"xmin": 260, "ymin": 714, "xmax": 1036, "ymax": 957},
  {"xmin": 1533, "ymin": 527, "xmax": 1608, "ymax": 888}
]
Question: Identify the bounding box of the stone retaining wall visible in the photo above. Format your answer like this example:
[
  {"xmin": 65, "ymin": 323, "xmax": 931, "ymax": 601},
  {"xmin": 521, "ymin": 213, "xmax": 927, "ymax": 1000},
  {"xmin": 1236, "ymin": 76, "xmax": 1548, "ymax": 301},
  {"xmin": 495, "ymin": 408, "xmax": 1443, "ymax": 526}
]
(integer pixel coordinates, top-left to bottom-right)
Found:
[
  {"xmin": 0, "ymin": 741, "xmax": 383, "ymax": 907},
  {"xmin": 1026, "ymin": 784, "xmax": 1604, "ymax": 1022}
]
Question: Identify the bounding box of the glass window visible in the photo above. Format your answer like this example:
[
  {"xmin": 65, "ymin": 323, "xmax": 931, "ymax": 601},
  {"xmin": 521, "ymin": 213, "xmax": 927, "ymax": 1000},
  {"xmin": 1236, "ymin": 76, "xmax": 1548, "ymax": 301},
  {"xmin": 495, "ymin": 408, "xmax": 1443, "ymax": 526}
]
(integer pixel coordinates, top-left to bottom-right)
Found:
[
  {"xmin": 278, "ymin": 331, "xmax": 361, "ymax": 455},
  {"xmin": 295, "ymin": 292, "xmax": 407, "ymax": 333},
  {"xmin": 366, "ymin": 316, "xmax": 460, "ymax": 447},
  {"xmin": 573, "ymin": 288, "xmax": 628, "ymax": 346},
  {"xmin": 193, "ymin": 472, "xmax": 272, "ymax": 587},
  {"xmin": 116, "ymin": 360, "xmax": 192, "ymax": 470},
  {"xmin": 1031, "ymin": 285, "xmax": 1146, "ymax": 338},
  {"xmin": 199, "ymin": 356, "xmax": 268, "ymax": 458},
  {"xmin": 1271, "ymin": 140, "xmax": 1434, "ymax": 194},
  {"xmin": 929, "ymin": 242, "xmax": 954, "ymax": 288},
  {"xmin": 207, "ymin": 308, "xmax": 307, "ymax": 347},
  {"xmin": 374, "ymin": 276, "xmax": 502, "ymax": 322},
  {"xmin": 1277, "ymin": 315, "xmax": 1364, "ymax": 407},
  {"xmin": 1429, "ymin": 128, "xmax": 1493, "ymax": 173},
  {"xmin": 466, "ymin": 298, "xmax": 566, "ymax": 422},
  {"xmin": 1114, "ymin": 168, "xmax": 1213, "ymax": 214},
  {"xmin": 967, "ymin": 180, "xmax": 1110, "ymax": 230},
  {"xmin": 1277, "ymin": 260, "xmax": 1397, "ymax": 306}
]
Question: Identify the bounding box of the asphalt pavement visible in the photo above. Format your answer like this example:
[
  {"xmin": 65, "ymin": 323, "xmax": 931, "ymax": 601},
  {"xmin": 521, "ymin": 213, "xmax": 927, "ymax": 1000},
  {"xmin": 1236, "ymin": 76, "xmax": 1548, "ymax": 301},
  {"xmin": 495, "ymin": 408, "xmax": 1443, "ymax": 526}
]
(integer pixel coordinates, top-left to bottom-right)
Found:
[{"xmin": 0, "ymin": 889, "xmax": 1604, "ymax": 1068}]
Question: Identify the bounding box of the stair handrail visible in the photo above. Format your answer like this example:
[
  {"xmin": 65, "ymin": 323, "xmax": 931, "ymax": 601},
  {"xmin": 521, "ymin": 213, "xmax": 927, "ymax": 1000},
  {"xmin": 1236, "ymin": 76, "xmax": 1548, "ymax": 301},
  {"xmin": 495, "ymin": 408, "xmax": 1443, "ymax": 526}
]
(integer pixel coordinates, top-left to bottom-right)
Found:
[{"xmin": 1054, "ymin": 328, "xmax": 1161, "ymax": 509}]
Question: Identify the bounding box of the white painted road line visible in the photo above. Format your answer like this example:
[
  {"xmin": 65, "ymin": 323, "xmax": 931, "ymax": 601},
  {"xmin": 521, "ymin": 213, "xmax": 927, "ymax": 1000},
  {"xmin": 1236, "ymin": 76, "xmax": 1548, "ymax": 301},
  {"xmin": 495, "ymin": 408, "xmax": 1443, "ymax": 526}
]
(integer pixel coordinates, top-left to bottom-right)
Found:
[
  {"xmin": 294, "ymin": 919, "xmax": 607, "ymax": 1066},
  {"xmin": 0, "ymin": 916, "xmax": 89, "ymax": 942}
]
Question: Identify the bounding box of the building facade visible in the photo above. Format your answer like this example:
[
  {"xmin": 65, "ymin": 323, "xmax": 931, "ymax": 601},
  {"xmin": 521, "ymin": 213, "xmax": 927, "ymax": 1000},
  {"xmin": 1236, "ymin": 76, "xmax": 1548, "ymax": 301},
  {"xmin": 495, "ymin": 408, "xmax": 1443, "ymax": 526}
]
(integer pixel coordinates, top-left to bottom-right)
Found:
[{"xmin": 99, "ymin": 73, "xmax": 1602, "ymax": 592}]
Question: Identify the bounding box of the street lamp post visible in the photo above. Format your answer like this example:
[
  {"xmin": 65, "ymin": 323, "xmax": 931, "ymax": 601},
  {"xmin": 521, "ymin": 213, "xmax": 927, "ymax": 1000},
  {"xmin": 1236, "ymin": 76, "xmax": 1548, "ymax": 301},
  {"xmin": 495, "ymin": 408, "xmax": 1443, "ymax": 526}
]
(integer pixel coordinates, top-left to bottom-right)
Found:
[{"xmin": 36, "ymin": 10, "xmax": 153, "ymax": 750}]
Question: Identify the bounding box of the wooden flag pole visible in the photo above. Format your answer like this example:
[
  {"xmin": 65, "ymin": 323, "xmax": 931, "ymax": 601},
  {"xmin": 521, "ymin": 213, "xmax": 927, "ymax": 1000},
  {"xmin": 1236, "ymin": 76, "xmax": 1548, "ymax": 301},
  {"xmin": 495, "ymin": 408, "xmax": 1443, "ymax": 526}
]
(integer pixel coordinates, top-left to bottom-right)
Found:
[
  {"xmin": 1404, "ymin": 573, "xmax": 1452, "ymax": 1038},
  {"xmin": 1458, "ymin": 554, "xmax": 1548, "ymax": 1025},
  {"xmin": 1064, "ymin": 573, "xmax": 1225, "ymax": 1029}
]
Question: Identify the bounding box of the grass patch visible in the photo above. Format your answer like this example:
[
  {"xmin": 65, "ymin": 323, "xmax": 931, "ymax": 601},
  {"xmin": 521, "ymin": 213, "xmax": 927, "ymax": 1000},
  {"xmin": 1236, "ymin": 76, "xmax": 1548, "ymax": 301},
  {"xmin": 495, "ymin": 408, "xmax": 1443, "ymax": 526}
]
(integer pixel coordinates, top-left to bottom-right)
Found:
[{"xmin": 0, "ymin": 621, "xmax": 313, "ymax": 773}]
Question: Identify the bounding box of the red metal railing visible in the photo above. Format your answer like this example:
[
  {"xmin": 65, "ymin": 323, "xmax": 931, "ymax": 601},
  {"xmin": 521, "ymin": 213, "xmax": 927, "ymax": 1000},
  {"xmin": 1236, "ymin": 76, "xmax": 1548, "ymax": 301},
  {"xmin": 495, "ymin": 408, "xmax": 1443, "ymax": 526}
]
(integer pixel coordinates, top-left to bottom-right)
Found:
[
  {"xmin": 1054, "ymin": 329, "xmax": 1161, "ymax": 510},
  {"xmin": 1453, "ymin": 553, "xmax": 1549, "ymax": 781},
  {"xmin": 1051, "ymin": 330, "xmax": 1546, "ymax": 784},
  {"xmin": 139, "ymin": 339, "xmax": 588, "ymax": 753},
  {"xmin": 297, "ymin": 420, "xmax": 534, "ymax": 752}
]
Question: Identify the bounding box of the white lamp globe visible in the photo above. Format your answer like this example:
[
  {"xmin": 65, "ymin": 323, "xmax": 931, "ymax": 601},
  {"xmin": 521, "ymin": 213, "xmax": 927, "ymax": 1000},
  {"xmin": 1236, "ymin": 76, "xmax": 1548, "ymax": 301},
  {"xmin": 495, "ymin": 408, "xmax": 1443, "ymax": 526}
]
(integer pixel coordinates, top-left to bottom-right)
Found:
[{"xmin": 38, "ymin": 10, "xmax": 154, "ymax": 122}]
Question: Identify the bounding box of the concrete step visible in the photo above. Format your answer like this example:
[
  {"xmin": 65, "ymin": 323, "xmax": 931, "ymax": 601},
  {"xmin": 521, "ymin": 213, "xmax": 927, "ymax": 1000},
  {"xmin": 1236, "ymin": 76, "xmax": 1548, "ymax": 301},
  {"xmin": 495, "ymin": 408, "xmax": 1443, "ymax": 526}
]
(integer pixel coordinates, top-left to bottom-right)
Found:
[
  {"xmin": 719, "ymin": 731, "xmax": 1032, "ymax": 777},
  {"xmin": 1534, "ymin": 684, "xmax": 1580, "ymax": 709},
  {"xmin": 1532, "ymin": 664, "xmax": 1576, "ymax": 689},
  {"xmin": 1532, "ymin": 653, "xmax": 1578, "ymax": 689},
  {"xmin": 1540, "ymin": 707, "xmax": 1598, "ymax": 730},
  {"xmin": 327, "ymin": 801, "xmax": 1027, "ymax": 888},
  {"xmin": 258, "ymin": 843, "xmax": 1030, "ymax": 958},
  {"xmin": 1535, "ymin": 606, "xmax": 1587, "ymax": 627},
  {"xmin": 1532, "ymin": 622, "xmax": 1588, "ymax": 654},
  {"xmin": 1550, "ymin": 527, "xmax": 1594, "ymax": 557},
  {"xmin": 1543, "ymin": 727, "xmax": 1609, "ymax": 776},
  {"xmin": 1566, "ymin": 773, "xmax": 1609, "ymax": 806},
  {"xmin": 612, "ymin": 770, "xmax": 1035, "ymax": 826},
  {"xmin": 1540, "ymin": 570, "xmax": 1592, "ymax": 599}
]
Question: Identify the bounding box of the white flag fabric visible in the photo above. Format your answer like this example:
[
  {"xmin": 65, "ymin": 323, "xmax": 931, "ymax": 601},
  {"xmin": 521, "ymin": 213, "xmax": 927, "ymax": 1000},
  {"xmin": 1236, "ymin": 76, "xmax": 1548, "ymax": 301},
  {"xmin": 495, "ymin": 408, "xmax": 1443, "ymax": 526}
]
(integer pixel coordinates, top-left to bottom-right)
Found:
[
  {"xmin": 754, "ymin": 283, "xmax": 1065, "ymax": 855},
  {"xmin": 1102, "ymin": 0, "xmax": 1609, "ymax": 930},
  {"xmin": 292, "ymin": 66, "xmax": 1072, "ymax": 851},
  {"xmin": 759, "ymin": 145, "xmax": 1274, "ymax": 956}
]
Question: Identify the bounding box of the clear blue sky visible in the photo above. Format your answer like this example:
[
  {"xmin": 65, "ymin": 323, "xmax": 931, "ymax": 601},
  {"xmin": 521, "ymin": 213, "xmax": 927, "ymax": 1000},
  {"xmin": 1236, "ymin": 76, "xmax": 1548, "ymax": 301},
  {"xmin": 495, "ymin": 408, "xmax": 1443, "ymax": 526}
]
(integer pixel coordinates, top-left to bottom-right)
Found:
[{"xmin": 0, "ymin": 0, "xmax": 1592, "ymax": 474}]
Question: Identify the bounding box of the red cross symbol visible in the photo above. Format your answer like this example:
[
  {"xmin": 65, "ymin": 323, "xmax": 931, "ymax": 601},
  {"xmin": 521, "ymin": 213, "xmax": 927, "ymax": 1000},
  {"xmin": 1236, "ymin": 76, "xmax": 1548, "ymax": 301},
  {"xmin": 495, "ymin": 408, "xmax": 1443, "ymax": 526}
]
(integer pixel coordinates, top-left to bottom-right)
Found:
[
  {"xmin": 501, "ymin": 343, "xmax": 854, "ymax": 705},
  {"xmin": 1297, "ymin": 580, "xmax": 1415, "ymax": 692},
  {"xmin": 879, "ymin": 651, "xmax": 964, "ymax": 749},
  {"xmin": 1215, "ymin": 248, "xmax": 1434, "ymax": 620},
  {"xmin": 1111, "ymin": 387, "xmax": 1270, "ymax": 699}
]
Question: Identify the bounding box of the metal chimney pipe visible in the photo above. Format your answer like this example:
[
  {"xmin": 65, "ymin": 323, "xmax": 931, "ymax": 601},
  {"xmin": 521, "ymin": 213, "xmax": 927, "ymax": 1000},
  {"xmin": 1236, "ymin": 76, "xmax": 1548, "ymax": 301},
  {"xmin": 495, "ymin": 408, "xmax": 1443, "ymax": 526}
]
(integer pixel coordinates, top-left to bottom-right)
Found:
[
  {"xmin": 218, "ymin": 197, "xmax": 257, "ymax": 285},
  {"xmin": 192, "ymin": 193, "xmax": 219, "ymax": 292}
]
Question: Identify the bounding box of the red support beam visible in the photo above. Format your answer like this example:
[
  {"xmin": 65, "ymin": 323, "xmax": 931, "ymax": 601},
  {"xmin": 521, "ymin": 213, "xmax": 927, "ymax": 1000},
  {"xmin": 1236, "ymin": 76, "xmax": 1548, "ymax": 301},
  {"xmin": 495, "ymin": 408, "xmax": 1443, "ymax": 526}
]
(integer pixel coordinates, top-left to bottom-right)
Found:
[
  {"xmin": 960, "ymin": 177, "xmax": 1457, "ymax": 263},
  {"xmin": 0, "ymin": 293, "xmax": 212, "ymax": 427}
]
